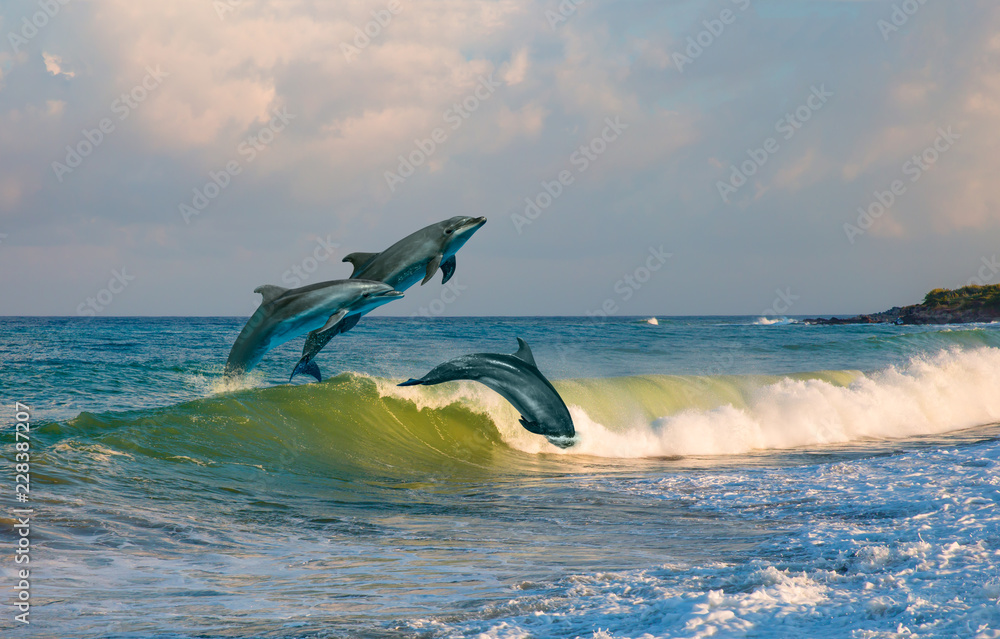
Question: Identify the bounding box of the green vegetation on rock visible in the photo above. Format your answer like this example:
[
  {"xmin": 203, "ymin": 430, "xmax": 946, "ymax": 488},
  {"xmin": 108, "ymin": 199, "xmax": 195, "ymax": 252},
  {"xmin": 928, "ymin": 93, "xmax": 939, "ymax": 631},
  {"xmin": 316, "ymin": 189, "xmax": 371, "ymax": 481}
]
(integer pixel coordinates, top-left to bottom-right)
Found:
[{"xmin": 922, "ymin": 284, "xmax": 1000, "ymax": 309}]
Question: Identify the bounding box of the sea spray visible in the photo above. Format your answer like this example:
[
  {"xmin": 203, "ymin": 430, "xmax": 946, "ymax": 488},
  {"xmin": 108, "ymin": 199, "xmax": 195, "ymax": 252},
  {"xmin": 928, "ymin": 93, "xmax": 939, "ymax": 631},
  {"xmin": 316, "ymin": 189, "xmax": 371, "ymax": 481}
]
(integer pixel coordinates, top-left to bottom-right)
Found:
[
  {"xmin": 375, "ymin": 347, "xmax": 1000, "ymax": 458},
  {"xmin": 548, "ymin": 347, "xmax": 1000, "ymax": 457}
]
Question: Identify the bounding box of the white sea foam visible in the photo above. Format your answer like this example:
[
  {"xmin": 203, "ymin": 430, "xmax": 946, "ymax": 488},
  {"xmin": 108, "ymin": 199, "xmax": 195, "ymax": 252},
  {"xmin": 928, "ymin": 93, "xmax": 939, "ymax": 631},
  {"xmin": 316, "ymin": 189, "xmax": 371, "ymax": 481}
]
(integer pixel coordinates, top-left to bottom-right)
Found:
[
  {"xmin": 402, "ymin": 447, "xmax": 1000, "ymax": 638},
  {"xmin": 544, "ymin": 347, "xmax": 1000, "ymax": 457},
  {"xmin": 377, "ymin": 348, "xmax": 1000, "ymax": 458},
  {"xmin": 202, "ymin": 369, "xmax": 268, "ymax": 395},
  {"xmin": 754, "ymin": 316, "xmax": 798, "ymax": 325},
  {"xmin": 54, "ymin": 442, "xmax": 135, "ymax": 463}
]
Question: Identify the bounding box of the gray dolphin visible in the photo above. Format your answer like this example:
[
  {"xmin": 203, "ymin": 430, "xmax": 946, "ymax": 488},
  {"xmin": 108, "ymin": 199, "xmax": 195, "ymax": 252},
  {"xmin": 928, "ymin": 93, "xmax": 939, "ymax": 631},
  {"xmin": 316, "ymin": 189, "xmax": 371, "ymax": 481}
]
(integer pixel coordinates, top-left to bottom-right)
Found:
[
  {"xmin": 398, "ymin": 338, "xmax": 577, "ymax": 448},
  {"xmin": 289, "ymin": 216, "xmax": 487, "ymax": 382},
  {"xmin": 225, "ymin": 279, "xmax": 403, "ymax": 376}
]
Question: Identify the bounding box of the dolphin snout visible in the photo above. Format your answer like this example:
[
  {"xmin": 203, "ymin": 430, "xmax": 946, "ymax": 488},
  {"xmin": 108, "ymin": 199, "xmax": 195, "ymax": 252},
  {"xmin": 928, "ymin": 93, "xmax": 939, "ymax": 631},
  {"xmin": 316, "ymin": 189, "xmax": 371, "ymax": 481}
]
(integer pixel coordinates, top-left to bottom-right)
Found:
[{"xmin": 455, "ymin": 216, "xmax": 486, "ymax": 231}]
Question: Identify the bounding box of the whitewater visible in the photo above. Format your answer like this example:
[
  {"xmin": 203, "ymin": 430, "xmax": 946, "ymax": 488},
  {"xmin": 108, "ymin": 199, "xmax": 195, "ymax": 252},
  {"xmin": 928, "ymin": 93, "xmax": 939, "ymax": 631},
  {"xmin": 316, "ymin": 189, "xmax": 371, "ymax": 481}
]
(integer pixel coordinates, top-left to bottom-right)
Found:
[{"xmin": 1, "ymin": 316, "xmax": 998, "ymax": 638}]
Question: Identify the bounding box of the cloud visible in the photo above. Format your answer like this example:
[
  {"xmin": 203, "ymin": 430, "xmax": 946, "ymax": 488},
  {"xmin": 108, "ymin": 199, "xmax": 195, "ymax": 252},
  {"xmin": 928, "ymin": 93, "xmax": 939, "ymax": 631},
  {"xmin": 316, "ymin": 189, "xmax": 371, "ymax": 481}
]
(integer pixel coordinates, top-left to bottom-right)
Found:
[
  {"xmin": 502, "ymin": 47, "xmax": 531, "ymax": 85},
  {"xmin": 42, "ymin": 52, "xmax": 74, "ymax": 78},
  {"xmin": 2, "ymin": 0, "xmax": 1000, "ymax": 316}
]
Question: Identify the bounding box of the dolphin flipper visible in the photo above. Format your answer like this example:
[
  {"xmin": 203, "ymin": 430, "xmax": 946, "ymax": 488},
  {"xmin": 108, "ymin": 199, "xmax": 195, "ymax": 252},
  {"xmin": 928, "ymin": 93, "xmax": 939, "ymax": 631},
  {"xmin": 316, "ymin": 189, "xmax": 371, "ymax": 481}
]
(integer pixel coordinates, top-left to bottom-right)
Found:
[
  {"xmin": 518, "ymin": 417, "xmax": 544, "ymax": 435},
  {"xmin": 440, "ymin": 255, "xmax": 457, "ymax": 284},
  {"xmin": 422, "ymin": 254, "xmax": 443, "ymax": 285},
  {"xmin": 398, "ymin": 378, "xmax": 424, "ymax": 387},
  {"xmin": 290, "ymin": 358, "xmax": 323, "ymax": 382},
  {"xmin": 344, "ymin": 252, "xmax": 381, "ymax": 278},
  {"xmin": 317, "ymin": 309, "xmax": 349, "ymax": 333}
]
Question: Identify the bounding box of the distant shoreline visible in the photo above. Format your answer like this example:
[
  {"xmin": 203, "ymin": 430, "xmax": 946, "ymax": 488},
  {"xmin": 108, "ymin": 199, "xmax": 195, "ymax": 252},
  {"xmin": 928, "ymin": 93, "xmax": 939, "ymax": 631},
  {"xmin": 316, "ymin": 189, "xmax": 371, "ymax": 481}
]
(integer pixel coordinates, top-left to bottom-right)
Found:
[{"xmin": 805, "ymin": 285, "xmax": 1000, "ymax": 326}]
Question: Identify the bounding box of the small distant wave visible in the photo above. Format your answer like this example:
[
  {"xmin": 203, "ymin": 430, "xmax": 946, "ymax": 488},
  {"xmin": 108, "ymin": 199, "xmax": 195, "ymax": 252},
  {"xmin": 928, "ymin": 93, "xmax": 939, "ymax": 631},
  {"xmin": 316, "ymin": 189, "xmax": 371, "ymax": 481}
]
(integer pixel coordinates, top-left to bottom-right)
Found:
[
  {"xmin": 755, "ymin": 316, "xmax": 799, "ymax": 326},
  {"xmin": 640, "ymin": 317, "xmax": 659, "ymax": 326}
]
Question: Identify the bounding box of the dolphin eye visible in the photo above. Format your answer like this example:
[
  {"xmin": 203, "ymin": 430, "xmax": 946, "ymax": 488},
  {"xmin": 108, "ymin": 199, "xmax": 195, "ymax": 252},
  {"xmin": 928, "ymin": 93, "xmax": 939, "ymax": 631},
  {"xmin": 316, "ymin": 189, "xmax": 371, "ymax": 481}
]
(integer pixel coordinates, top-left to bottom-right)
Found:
[
  {"xmin": 363, "ymin": 292, "xmax": 371, "ymax": 298},
  {"xmin": 445, "ymin": 229, "xmax": 453, "ymax": 234}
]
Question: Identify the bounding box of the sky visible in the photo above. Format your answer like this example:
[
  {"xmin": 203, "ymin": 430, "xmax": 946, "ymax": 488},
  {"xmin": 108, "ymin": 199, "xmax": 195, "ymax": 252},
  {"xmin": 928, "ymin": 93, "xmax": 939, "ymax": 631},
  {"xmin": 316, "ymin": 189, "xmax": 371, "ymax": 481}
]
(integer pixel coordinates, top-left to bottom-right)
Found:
[{"xmin": 0, "ymin": 0, "xmax": 998, "ymax": 317}]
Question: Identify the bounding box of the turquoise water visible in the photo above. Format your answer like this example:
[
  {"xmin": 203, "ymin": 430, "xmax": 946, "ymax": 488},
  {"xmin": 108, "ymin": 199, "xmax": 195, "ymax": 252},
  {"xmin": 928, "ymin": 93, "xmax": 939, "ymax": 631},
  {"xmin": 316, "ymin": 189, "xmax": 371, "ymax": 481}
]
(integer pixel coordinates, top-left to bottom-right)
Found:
[{"xmin": 2, "ymin": 316, "xmax": 1000, "ymax": 637}]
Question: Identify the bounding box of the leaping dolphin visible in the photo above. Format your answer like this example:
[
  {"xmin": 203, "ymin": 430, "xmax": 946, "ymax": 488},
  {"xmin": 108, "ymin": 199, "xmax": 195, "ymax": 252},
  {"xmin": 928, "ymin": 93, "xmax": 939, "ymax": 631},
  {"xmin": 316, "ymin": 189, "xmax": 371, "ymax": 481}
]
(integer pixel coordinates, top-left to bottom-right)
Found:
[
  {"xmin": 398, "ymin": 338, "xmax": 577, "ymax": 448},
  {"xmin": 225, "ymin": 279, "xmax": 403, "ymax": 376},
  {"xmin": 289, "ymin": 216, "xmax": 487, "ymax": 382}
]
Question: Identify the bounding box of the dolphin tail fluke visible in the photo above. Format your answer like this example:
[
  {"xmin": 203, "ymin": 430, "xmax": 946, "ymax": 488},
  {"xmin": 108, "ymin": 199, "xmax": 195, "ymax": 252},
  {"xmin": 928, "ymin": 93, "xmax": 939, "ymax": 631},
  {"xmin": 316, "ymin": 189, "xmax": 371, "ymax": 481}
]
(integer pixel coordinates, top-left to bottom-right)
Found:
[
  {"xmin": 398, "ymin": 378, "xmax": 425, "ymax": 387},
  {"xmin": 290, "ymin": 357, "xmax": 322, "ymax": 383}
]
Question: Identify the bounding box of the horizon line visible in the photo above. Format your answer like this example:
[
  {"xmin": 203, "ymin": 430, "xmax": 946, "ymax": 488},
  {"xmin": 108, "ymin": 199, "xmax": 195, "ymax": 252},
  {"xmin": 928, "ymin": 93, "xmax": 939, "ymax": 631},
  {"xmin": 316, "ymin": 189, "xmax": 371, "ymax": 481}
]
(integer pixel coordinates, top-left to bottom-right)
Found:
[{"xmin": 0, "ymin": 313, "xmax": 863, "ymax": 319}]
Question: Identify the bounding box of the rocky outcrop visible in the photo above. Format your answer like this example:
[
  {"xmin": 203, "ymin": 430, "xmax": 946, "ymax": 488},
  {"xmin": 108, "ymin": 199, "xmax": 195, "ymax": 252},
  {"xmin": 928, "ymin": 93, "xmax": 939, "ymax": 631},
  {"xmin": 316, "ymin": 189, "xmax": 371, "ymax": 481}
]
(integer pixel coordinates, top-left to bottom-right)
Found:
[{"xmin": 804, "ymin": 285, "xmax": 1000, "ymax": 326}]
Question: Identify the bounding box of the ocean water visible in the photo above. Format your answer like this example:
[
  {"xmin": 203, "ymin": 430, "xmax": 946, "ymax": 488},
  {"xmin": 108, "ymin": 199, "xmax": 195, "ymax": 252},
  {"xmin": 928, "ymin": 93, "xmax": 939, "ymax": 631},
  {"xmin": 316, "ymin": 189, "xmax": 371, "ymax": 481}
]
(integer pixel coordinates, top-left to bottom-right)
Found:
[{"xmin": 2, "ymin": 316, "xmax": 1000, "ymax": 638}]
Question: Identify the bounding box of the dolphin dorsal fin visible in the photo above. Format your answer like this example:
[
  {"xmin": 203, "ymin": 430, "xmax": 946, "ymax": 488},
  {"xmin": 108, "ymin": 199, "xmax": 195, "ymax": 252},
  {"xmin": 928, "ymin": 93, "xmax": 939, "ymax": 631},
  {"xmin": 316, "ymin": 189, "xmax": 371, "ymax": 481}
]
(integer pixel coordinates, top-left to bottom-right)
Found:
[
  {"xmin": 254, "ymin": 285, "xmax": 288, "ymax": 304},
  {"xmin": 512, "ymin": 338, "xmax": 537, "ymax": 367},
  {"xmin": 343, "ymin": 252, "xmax": 380, "ymax": 278}
]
